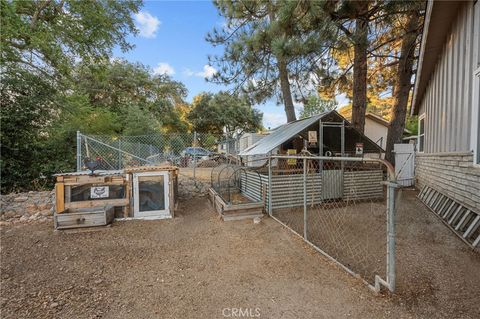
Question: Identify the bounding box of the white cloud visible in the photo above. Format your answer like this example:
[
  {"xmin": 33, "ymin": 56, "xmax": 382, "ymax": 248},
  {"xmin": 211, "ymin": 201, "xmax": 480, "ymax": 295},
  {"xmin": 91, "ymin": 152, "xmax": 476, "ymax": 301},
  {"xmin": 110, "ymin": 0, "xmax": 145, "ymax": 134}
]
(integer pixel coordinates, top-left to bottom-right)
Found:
[
  {"xmin": 184, "ymin": 65, "xmax": 217, "ymax": 79},
  {"xmin": 182, "ymin": 68, "xmax": 195, "ymax": 76},
  {"xmin": 263, "ymin": 112, "xmax": 287, "ymax": 130},
  {"xmin": 153, "ymin": 62, "xmax": 175, "ymax": 76},
  {"xmin": 196, "ymin": 65, "xmax": 217, "ymax": 78},
  {"xmin": 134, "ymin": 11, "xmax": 160, "ymax": 38}
]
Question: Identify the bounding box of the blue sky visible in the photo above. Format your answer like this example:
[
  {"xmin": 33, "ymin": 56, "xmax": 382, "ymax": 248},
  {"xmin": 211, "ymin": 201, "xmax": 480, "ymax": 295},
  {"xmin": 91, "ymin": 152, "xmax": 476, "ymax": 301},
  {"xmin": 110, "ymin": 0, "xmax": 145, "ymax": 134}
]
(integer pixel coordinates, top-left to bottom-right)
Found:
[{"xmin": 113, "ymin": 1, "xmax": 347, "ymax": 129}]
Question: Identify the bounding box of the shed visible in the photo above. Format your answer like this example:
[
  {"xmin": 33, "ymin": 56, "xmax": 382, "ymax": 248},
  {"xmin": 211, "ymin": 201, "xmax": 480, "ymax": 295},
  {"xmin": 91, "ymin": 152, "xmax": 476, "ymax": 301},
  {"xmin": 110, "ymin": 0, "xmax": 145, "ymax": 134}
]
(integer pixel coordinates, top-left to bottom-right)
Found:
[
  {"xmin": 239, "ymin": 110, "xmax": 383, "ymax": 159},
  {"xmin": 338, "ymin": 108, "xmax": 412, "ymax": 149},
  {"xmin": 209, "ymin": 111, "xmax": 386, "ymax": 218}
]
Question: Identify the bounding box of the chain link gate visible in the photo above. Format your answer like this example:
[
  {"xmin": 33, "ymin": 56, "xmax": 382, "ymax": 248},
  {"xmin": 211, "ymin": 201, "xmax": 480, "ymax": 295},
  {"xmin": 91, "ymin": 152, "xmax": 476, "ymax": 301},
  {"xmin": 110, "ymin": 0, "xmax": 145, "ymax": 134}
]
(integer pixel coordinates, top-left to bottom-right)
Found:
[{"xmin": 266, "ymin": 155, "xmax": 398, "ymax": 292}]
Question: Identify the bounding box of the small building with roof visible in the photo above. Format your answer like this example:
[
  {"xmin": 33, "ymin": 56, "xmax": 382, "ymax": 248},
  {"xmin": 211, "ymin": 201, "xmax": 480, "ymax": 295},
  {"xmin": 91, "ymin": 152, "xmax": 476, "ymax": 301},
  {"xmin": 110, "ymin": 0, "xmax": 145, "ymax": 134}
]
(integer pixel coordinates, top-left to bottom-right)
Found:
[{"xmin": 239, "ymin": 110, "xmax": 383, "ymax": 163}]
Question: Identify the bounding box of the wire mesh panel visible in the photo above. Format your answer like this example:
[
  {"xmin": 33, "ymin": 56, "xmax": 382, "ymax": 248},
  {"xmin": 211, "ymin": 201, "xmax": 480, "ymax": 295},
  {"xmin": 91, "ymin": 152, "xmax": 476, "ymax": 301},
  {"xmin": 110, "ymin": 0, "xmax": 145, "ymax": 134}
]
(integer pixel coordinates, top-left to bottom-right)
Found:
[
  {"xmin": 77, "ymin": 132, "xmax": 240, "ymax": 171},
  {"xmin": 211, "ymin": 164, "xmax": 238, "ymax": 200},
  {"xmin": 210, "ymin": 164, "xmax": 265, "ymax": 205},
  {"xmin": 267, "ymin": 155, "xmax": 397, "ymax": 292}
]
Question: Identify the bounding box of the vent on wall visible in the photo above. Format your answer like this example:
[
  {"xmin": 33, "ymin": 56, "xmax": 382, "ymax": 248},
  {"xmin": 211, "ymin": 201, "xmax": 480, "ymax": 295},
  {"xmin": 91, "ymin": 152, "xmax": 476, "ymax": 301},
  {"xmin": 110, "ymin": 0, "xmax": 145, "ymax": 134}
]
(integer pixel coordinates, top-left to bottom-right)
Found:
[{"xmin": 418, "ymin": 186, "xmax": 480, "ymax": 249}]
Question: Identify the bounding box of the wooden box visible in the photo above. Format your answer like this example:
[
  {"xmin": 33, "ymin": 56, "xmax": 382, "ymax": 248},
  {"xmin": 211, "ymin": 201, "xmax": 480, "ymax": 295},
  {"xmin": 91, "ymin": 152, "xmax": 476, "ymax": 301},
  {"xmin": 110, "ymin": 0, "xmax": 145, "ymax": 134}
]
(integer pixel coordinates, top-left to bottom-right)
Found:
[{"xmin": 54, "ymin": 206, "xmax": 115, "ymax": 230}]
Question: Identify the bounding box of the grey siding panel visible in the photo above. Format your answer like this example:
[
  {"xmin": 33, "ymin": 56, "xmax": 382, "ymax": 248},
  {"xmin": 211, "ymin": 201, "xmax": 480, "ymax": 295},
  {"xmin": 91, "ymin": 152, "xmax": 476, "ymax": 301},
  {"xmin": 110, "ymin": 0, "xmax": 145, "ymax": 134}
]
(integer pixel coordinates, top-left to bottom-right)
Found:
[
  {"xmin": 241, "ymin": 171, "xmax": 384, "ymax": 210},
  {"xmin": 418, "ymin": 3, "xmax": 474, "ymax": 153},
  {"xmin": 343, "ymin": 171, "xmax": 384, "ymax": 201}
]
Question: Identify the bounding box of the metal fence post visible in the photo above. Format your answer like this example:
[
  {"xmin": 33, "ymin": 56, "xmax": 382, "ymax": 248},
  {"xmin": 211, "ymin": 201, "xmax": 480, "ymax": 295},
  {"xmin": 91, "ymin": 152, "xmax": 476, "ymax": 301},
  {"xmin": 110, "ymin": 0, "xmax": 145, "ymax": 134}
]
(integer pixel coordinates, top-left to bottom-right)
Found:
[
  {"xmin": 303, "ymin": 157, "xmax": 307, "ymax": 240},
  {"xmin": 118, "ymin": 137, "xmax": 122, "ymax": 169},
  {"xmin": 76, "ymin": 131, "xmax": 81, "ymax": 172},
  {"xmin": 193, "ymin": 131, "xmax": 197, "ymax": 183},
  {"xmin": 268, "ymin": 155, "xmax": 272, "ymax": 216},
  {"xmin": 386, "ymin": 181, "xmax": 397, "ymax": 292}
]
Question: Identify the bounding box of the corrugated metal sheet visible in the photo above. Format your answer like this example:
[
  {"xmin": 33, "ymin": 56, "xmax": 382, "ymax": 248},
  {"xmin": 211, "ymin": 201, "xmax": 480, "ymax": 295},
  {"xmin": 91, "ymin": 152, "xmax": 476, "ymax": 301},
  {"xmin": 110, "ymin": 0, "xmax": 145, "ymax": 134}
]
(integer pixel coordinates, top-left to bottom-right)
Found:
[
  {"xmin": 239, "ymin": 170, "xmax": 384, "ymax": 210},
  {"xmin": 418, "ymin": 2, "xmax": 475, "ymax": 153},
  {"xmin": 343, "ymin": 171, "xmax": 383, "ymax": 201},
  {"xmin": 239, "ymin": 112, "xmax": 328, "ymax": 156}
]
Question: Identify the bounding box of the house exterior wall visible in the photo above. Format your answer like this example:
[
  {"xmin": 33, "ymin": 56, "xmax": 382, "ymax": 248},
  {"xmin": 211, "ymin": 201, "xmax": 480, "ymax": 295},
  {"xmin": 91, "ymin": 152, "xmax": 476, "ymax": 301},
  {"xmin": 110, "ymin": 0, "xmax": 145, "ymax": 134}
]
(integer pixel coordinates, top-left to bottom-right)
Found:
[
  {"xmin": 417, "ymin": 2, "xmax": 475, "ymax": 153},
  {"xmin": 364, "ymin": 118, "xmax": 388, "ymax": 149},
  {"xmin": 239, "ymin": 133, "xmax": 269, "ymax": 167},
  {"xmin": 415, "ymin": 1, "xmax": 480, "ymax": 214},
  {"xmin": 239, "ymin": 133, "xmax": 266, "ymax": 151},
  {"xmin": 416, "ymin": 152, "xmax": 480, "ymax": 212}
]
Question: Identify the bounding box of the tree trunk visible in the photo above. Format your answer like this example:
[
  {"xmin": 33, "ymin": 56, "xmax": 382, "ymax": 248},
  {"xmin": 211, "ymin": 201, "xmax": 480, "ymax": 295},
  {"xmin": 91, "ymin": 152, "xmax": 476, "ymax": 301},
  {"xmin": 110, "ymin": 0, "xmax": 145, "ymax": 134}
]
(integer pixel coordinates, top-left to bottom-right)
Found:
[
  {"xmin": 385, "ymin": 10, "xmax": 421, "ymax": 165},
  {"xmin": 351, "ymin": 2, "xmax": 369, "ymax": 133},
  {"xmin": 278, "ymin": 58, "xmax": 297, "ymax": 123}
]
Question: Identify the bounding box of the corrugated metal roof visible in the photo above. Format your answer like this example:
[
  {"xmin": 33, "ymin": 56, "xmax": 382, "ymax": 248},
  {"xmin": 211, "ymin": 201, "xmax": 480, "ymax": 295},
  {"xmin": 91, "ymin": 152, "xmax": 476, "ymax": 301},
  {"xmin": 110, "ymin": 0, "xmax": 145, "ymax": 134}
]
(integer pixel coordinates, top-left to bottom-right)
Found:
[{"xmin": 239, "ymin": 112, "xmax": 328, "ymax": 156}]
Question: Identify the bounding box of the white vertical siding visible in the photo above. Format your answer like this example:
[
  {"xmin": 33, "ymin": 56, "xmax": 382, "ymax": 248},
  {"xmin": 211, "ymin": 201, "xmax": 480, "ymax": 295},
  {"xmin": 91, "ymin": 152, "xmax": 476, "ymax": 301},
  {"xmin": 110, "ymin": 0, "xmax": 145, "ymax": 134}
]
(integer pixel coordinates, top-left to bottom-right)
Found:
[{"xmin": 418, "ymin": 2, "xmax": 475, "ymax": 153}]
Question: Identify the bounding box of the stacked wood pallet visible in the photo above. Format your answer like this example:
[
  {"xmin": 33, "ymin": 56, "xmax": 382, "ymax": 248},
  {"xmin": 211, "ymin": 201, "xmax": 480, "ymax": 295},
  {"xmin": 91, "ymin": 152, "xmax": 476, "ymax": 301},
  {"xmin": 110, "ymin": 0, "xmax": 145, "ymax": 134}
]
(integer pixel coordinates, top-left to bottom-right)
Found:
[{"xmin": 54, "ymin": 172, "xmax": 128, "ymax": 230}]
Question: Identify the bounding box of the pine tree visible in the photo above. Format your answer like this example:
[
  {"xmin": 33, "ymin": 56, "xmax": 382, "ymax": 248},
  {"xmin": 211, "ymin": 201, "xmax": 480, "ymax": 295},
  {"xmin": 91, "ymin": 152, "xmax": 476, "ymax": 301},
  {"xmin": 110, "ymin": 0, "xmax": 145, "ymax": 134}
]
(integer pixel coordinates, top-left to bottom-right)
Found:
[
  {"xmin": 207, "ymin": 0, "xmax": 335, "ymax": 123},
  {"xmin": 385, "ymin": 3, "xmax": 424, "ymax": 164}
]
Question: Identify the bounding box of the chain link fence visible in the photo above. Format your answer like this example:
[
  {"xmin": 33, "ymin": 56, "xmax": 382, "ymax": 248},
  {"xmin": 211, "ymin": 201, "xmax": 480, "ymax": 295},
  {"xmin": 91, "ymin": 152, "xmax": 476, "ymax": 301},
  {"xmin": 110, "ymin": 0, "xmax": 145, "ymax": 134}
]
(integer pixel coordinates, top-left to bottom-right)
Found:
[
  {"xmin": 76, "ymin": 131, "xmax": 240, "ymax": 179},
  {"xmin": 76, "ymin": 131, "xmax": 398, "ymax": 291},
  {"xmin": 265, "ymin": 155, "xmax": 397, "ymax": 292}
]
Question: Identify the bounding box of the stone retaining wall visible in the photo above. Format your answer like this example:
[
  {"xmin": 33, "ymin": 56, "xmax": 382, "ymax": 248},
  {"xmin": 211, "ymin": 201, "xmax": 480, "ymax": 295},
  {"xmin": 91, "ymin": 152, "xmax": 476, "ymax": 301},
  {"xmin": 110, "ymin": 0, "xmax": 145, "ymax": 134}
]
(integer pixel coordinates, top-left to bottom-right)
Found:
[
  {"xmin": 0, "ymin": 176, "xmax": 209, "ymax": 224},
  {"xmin": 416, "ymin": 152, "xmax": 480, "ymax": 212},
  {"xmin": 0, "ymin": 190, "xmax": 55, "ymax": 222}
]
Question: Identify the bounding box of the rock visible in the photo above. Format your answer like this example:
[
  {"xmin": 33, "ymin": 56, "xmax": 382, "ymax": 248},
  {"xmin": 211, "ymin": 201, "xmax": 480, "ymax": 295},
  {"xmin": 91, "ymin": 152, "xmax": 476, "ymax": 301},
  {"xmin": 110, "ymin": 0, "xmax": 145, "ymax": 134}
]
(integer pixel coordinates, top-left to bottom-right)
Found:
[
  {"xmin": 37, "ymin": 203, "xmax": 52, "ymax": 211},
  {"xmin": 40, "ymin": 210, "xmax": 52, "ymax": 217},
  {"xmin": 2, "ymin": 211, "xmax": 17, "ymax": 219},
  {"xmin": 253, "ymin": 217, "xmax": 261, "ymax": 224},
  {"xmin": 26, "ymin": 204, "xmax": 38, "ymax": 214},
  {"xmin": 19, "ymin": 215, "xmax": 28, "ymax": 222},
  {"xmin": 14, "ymin": 196, "xmax": 28, "ymax": 202},
  {"xmin": 50, "ymin": 302, "xmax": 59, "ymax": 308}
]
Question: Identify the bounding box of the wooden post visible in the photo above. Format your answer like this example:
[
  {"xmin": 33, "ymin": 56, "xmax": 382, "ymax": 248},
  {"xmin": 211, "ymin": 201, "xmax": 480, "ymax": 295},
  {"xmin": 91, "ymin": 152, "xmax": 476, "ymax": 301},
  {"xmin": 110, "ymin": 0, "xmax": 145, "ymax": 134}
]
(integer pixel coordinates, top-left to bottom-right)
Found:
[
  {"xmin": 55, "ymin": 183, "xmax": 65, "ymax": 213},
  {"xmin": 124, "ymin": 173, "xmax": 131, "ymax": 218}
]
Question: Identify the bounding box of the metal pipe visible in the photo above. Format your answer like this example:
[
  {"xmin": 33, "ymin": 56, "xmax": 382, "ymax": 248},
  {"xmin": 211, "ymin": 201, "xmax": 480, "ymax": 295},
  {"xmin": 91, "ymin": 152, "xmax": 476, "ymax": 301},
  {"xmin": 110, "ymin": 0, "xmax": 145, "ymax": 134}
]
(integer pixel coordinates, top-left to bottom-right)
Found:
[
  {"xmin": 193, "ymin": 131, "xmax": 197, "ymax": 183},
  {"xmin": 270, "ymin": 155, "xmax": 396, "ymax": 180},
  {"xmin": 319, "ymin": 120, "xmax": 323, "ymax": 177},
  {"xmin": 341, "ymin": 120, "xmax": 345, "ymax": 157},
  {"xmin": 386, "ymin": 181, "xmax": 397, "ymax": 292},
  {"xmin": 76, "ymin": 131, "xmax": 81, "ymax": 171},
  {"xmin": 268, "ymin": 155, "xmax": 272, "ymax": 215},
  {"xmin": 341, "ymin": 120, "xmax": 345, "ymax": 173},
  {"xmin": 118, "ymin": 138, "xmax": 122, "ymax": 169},
  {"xmin": 303, "ymin": 157, "xmax": 307, "ymax": 240}
]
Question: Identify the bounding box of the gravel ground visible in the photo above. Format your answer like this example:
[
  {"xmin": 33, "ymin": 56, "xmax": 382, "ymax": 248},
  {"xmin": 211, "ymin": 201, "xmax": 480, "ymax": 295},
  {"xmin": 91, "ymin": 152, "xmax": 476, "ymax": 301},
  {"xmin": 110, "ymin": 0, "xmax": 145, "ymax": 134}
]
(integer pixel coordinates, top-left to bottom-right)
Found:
[{"xmin": 1, "ymin": 189, "xmax": 479, "ymax": 318}]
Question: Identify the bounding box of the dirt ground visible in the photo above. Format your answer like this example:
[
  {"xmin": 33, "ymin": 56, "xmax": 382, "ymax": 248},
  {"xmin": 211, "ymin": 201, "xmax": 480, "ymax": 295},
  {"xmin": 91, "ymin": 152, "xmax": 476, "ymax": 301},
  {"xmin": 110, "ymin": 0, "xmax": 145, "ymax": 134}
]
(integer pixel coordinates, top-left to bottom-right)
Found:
[
  {"xmin": 1, "ymin": 190, "xmax": 479, "ymax": 319},
  {"xmin": 274, "ymin": 200, "xmax": 388, "ymax": 284},
  {"xmin": 178, "ymin": 167, "xmax": 214, "ymax": 181}
]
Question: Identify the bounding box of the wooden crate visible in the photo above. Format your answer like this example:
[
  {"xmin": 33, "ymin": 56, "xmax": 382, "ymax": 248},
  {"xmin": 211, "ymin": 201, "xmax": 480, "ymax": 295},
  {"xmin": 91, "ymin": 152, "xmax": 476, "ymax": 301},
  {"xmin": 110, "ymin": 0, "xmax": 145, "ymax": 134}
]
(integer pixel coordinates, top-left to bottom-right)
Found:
[
  {"xmin": 54, "ymin": 206, "xmax": 115, "ymax": 230},
  {"xmin": 209, "ymin": 187, "xmax": 264, "ymax": 221},
  {"xmin": 55, "ymin": 173, "xmax": 129, "ymax": 218}
]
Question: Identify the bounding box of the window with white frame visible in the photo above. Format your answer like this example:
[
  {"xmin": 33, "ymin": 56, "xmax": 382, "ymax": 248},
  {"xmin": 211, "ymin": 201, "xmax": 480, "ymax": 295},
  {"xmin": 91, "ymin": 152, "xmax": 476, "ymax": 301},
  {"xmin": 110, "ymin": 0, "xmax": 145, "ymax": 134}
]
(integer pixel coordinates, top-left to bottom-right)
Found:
[{"xmin": 418, "ymin": 114, "xmax": 426, "ymax": 152}]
